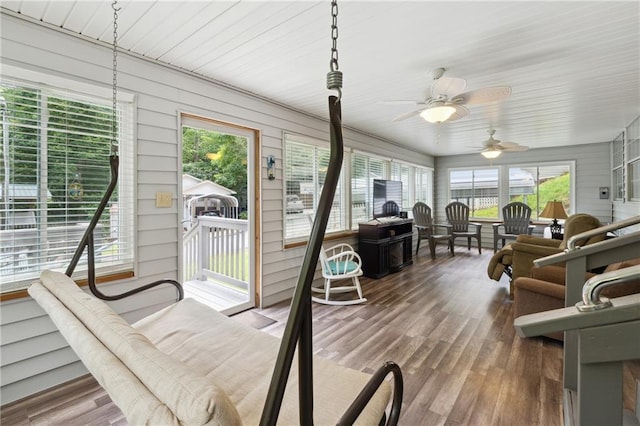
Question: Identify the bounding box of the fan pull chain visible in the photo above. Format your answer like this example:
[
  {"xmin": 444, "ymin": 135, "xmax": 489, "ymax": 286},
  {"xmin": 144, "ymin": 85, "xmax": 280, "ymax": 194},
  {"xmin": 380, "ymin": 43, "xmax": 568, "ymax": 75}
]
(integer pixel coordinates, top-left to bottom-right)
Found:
[
  {"xmin": 111, "ymin": 0, "xmax": 120, "ymax": 157},
  {"xmin": 326, "ymin": 0, "xmax": 342, "ymax": 101}
]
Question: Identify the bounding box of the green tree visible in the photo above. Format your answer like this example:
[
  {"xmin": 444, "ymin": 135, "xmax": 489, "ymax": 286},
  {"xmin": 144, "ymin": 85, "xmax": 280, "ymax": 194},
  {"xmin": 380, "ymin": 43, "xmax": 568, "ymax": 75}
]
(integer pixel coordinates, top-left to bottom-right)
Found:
[{"xmin": 182, "ymin": 127, "xmax": 248, "ymax": 211}]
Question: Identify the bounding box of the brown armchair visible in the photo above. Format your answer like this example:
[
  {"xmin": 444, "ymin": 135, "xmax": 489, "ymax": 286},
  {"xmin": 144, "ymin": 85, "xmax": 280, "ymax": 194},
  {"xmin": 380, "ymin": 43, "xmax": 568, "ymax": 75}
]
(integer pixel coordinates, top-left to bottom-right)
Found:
[
  {"xmin": 487, "ymin": 213, "xmax": 606, "ymax": 296},
  {"xmin": 514, "ymin": 258, "xmax": 640, "ymax": 340},
  {"xmin": 510, "ymin": 213, "xmax": 606, "ymax": 282}
]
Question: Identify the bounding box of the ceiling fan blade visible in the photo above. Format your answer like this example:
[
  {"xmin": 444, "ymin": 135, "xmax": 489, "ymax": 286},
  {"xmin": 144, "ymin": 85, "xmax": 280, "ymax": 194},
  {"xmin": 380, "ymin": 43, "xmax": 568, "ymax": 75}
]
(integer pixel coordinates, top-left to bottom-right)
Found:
[
  {"xmin": 505, "ymin": 145, "xmax": 529, "ymax": 152},
  {"xmin": 431, "ymin": 77, "xmax": 466, "ymax": 98},
  {"xmin": 379, "ymin": 100, "xmax": 426, "ymax": 105},
  {"xmin": 497, "ymin": 141, "xmax": 519, "ymax": 148},
  {"xmin": 392, "ymin": 108, "xmax": 424, "ymax": 122},
  {"xmin": 452, "ymin": 86, "xmax": 511, "ymax": 105},
  {"xmin": 446, "ymin": 105, "xmax": 469, "ymax": 122}
]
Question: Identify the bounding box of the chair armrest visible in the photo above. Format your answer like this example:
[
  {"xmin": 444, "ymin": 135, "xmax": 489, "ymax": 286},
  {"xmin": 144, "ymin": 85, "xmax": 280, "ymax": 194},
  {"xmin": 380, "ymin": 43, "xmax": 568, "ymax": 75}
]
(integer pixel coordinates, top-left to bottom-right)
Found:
[
  {"xmin": 511, "ymin": 242, "xmax": 563, "ymax": 257},
  {"xmin": 469, "ymin": 222, "xmax": 483, "ymax": 229},
  {"xmin": 514, "ymin": 277, "xmax": 566, "ymax": 300},
  {"xmin": 530, "ymin": 265, "xmax": 597, "ymax": 285},
  {"xmin": 433, "ymin": 223, "xmax": 452, "ymax": 233},
  {"xmin": 515, "ymin": 234, "xmax": 562, "ymax": 248}
]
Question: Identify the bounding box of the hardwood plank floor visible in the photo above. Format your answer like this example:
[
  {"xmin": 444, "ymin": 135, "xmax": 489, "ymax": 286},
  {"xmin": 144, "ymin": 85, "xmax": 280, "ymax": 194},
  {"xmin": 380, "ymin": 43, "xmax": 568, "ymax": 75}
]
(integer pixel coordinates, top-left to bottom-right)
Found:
[{"xmin": 2, "ymin": 248, "xmax": 638, "ymax": 425}]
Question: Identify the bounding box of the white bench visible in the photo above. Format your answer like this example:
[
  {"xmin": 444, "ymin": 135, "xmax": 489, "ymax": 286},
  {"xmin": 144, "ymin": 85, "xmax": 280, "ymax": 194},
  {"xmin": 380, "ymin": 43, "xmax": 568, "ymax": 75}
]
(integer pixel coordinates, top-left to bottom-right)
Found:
[{"xmin": 29, "ymin": 270, "xmax": 395, "ymax": 425}]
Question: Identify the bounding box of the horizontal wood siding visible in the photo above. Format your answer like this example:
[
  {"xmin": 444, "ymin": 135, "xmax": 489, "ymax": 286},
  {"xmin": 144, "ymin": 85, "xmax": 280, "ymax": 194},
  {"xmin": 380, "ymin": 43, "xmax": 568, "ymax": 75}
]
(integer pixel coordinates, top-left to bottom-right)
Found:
[
  {"xmin": 434, "ymin": 142, "xmax": 614, "ymax": 248},
  {"xmin": 0, "ymin": 12, "xmax": 433, "ymax": 404}
]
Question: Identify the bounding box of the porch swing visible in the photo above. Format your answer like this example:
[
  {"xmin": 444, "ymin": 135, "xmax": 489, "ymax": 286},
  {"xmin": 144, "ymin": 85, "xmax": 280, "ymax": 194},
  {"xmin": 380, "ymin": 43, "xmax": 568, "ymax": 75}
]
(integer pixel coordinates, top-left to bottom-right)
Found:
[{"xmin": 28, "ymin": 1, "xmax": 403, "ymax": 425}]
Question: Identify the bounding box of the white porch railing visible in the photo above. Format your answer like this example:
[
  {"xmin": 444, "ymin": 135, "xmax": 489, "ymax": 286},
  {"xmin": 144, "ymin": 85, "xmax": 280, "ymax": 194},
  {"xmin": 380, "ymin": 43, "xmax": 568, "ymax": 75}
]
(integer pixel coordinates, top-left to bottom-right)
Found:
[{"xmin": 183, "ymin": 216, "xmax": 249, "ymax": 292}]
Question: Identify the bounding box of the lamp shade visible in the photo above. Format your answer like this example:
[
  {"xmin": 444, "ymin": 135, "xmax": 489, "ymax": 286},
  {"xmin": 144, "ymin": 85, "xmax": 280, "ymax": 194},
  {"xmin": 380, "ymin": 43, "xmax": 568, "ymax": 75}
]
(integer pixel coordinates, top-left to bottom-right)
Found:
[
  {"xmin": 481, "ymin": 148, "xmax": 502, "ymax": 159},
  {"xmin": 420, "ymin": 104, "xmax": 455, "ymax": 123},
  {"xmin": 540, "ymin": 201, "xmax": 568, "ymax": 219}
]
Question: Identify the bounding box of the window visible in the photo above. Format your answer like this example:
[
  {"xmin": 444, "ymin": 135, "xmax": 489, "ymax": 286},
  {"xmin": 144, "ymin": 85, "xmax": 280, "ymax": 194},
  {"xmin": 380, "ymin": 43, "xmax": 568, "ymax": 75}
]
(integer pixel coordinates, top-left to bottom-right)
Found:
[
  {"xmin": 1, "ymin": 79, "xmax": 134, "ymax": 292},
  {"xmin": 627, "ymin": 116, "xmax": 640, "ymax": 201},
  {"xmin": 284, "ymin": 134, "xmax": 433, "ymax": 240},
  {"xmin": 284, "ymin": 134, "xmax": 345, "ymax": 240},
  {"xmin": 508, "ymin": 164, "xmax": 571, "ymax": 219},
  {"xmin": 612, "ymin": 131, "xmax": 624, "ymax": 200},
  {"xmin": 390, "ymin": 162, "xmax": 411, "ymax": 210},
  {"xmin": 449, "ymin": 168, "xmax": 499, "ymax": 218},
  {"xmin": 414, "ymin": 167, "xmax": 433, "ymax": 206},
  {"xmin": 351, "ymin": 152, "xmax": 387, "ymax": 229}
]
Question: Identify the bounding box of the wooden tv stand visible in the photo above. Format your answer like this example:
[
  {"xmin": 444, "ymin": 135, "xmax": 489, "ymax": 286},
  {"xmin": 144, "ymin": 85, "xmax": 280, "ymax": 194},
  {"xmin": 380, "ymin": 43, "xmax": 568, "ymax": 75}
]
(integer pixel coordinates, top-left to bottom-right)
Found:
[{"xmin": 358, "ymin": 218, "xmax": 413, "ymax": 278}]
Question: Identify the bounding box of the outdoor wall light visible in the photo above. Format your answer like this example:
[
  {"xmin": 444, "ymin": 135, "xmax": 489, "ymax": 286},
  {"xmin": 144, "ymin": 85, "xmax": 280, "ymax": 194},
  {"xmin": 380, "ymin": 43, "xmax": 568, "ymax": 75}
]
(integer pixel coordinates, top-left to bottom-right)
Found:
[{"xmin": 266, "ymin": 155, "xmax": 276, "ymax": 180}]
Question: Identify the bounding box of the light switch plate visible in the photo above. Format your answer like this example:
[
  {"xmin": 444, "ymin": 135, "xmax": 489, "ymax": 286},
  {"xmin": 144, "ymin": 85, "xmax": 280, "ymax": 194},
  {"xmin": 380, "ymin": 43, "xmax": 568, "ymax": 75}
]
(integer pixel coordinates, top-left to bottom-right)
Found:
[{"xmin": 156, "ymin": 192, "xmax": 173, "ymax": 208}]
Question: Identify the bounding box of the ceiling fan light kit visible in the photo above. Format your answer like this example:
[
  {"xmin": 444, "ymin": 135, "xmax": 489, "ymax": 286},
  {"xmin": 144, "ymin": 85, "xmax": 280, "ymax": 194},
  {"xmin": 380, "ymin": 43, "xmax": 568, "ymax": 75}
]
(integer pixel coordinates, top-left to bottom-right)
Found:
[
  {"xmin": 420, "ymin": 104, "xmax": 456, "ymax": 123},
  {"xmin": 384, "ymin": 67, "xmax": 511, "ymax": 125},
  {"xmin": 477, "ymin": 129, "xmax": 528, "ymax": 158},
  {"xmin": 481, "ymin": 148, "xmax": 502, "ymax": 159}
]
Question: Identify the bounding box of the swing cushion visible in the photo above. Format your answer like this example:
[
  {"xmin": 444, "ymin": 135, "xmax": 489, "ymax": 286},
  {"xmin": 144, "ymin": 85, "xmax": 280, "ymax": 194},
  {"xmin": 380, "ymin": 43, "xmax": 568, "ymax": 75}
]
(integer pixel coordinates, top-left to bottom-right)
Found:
[
  {"xmin": 326, "ymin": 259, "xmax": 359, "ymax": 275},
  {"xmin": 30, "ymin": 270, "xmax": 392, "ymax": 425},
  {"xmin": 30, "ymin": 270, "xmax": 242, "ymax": 426}
]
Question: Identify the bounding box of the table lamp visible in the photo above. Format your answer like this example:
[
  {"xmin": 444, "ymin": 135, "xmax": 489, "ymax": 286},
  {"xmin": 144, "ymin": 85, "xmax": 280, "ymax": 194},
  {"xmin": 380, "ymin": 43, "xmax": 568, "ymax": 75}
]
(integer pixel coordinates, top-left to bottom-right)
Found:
[{"xmin": 540, "ymin": 200, "xmax": 568, "ymax": 239}]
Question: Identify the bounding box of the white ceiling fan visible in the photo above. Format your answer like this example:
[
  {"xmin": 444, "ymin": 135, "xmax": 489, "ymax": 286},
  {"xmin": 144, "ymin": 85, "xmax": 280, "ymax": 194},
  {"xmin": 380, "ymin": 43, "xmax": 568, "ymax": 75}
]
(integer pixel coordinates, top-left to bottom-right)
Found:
[
  {"xmin": 383, "ymin": 68, "xmax": 511, "ymax": 124},
  {"xmin": 478, "ymin": 129, "xmax": 528, "ymax": 159}
]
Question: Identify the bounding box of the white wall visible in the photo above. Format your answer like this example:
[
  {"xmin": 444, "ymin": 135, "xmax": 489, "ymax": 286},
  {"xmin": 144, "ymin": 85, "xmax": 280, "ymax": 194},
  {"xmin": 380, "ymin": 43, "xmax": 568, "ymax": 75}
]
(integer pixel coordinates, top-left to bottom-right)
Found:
[
  {"xmin": 0, "ymin": 12, "xmax": 433, "ymax": 404},
  {"xmin": 434, "ymin": 142, "xmax": 615, "ymax": 248}
]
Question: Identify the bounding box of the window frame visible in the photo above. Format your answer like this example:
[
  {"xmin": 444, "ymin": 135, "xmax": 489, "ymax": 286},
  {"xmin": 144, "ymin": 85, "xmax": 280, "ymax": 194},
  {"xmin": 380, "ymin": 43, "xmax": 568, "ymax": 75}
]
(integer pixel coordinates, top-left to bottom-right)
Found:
[
  {"xmin": 448, "ymin": 166, "xmax": 501, "ymax": 219},
  {"xmin": 625, "ymin": 116, "xmax": 640, "ymax": 202},
  {"xmin": 505, "ymin": 161, "xmax": 575, "ymax": 220},
  {"xmin": 447, "ymin": 161, "xmax": 575, "ymax": 221},
  {"xmin": 282, "ymin": 134, "xmax": 433, "ymax": 243},
  {"xmin": 612, "ymin": 131, "xmax": 625, "ymax": 201},
  {"xmin": 283, "ymin": 132, "xmax": 347, "ymax": 242},
  {"xmin": 1, "ymin": 68, "xmax": 135, "ymax": 293}
]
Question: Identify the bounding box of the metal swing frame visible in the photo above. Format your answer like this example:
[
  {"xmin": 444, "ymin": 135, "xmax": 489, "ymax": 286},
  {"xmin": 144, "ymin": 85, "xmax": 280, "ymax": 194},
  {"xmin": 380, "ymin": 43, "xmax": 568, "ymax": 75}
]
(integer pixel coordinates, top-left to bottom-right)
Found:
[{"xmin": 66, "ymin": 1, "xmax": 403, "ymax": 424}]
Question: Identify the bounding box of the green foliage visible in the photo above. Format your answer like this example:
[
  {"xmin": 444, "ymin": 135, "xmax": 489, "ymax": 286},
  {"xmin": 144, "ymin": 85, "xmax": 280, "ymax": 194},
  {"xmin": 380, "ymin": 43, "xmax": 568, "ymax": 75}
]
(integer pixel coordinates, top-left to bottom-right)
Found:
[
  {"xmin": 1, "ymin": 86, "xmax": 115, "ymax": 225},
  {"xmin": 475, "ymin": 173, "xmax": 570, "ymax": 217},
  {"xmin": 510, "ymin": 173, "xmax": 570, "ymax": 215},
  {"xmin": 182, "ymin": 127, "xmax": 248, "ymax": 209}
]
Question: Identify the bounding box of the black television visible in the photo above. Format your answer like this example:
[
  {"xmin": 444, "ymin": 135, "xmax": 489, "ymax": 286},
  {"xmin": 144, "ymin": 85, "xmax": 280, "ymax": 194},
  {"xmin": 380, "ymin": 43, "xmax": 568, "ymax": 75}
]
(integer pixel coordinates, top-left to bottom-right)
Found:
[{"xmin": 372, "ymin": 179, "xmax": 402, "ymax": 219}]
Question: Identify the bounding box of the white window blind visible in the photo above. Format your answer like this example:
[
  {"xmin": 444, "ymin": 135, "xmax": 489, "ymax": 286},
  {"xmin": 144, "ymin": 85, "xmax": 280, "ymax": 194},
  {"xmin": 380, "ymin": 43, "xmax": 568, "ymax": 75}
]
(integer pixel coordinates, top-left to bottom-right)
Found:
[
  {"xmin": 390, "ymin": 162, "xmax": 410, "ymax": 211},
  {"xmin": 284, "ymin": 134, "xmax": 345, "ymax": 240},
  {"xmin": 351, "ymin": 152, "xmax": 387, "ymax": 229},
  {"xmin": 0, "ymin": 80, "xmax": 134, "ymax": 292}
]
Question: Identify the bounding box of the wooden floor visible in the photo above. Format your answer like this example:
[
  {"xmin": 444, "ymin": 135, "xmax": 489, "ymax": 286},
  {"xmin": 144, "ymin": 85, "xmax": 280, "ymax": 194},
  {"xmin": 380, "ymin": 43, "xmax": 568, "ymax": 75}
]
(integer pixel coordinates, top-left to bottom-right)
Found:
[{"xmin": 2, "ymin": 247, "xmax": 638, "ymax": 425}]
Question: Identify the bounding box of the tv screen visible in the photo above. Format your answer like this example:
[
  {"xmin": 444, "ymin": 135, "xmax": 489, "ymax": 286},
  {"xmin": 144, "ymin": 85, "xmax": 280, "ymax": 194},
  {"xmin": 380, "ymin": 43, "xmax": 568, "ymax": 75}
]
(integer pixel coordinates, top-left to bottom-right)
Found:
[{"xmin": 372, "ymin": 179, "xmax": 402, "ymax": 218}]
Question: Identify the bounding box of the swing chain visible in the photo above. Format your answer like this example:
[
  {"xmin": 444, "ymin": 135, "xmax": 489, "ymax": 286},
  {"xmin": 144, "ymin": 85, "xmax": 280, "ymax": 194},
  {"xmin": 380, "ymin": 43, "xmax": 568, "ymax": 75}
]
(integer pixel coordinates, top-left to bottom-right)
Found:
[
  {"xmin": 330, "ymin": 0, "xmax": 339, "ymax": 72},
  {"xmin": 326, "ymin": 0, "xmax": 342, "ymax": 101},
  {"xmin": 111, "ymin": 0, "xmax": 120, "ymax": 156}
]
